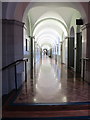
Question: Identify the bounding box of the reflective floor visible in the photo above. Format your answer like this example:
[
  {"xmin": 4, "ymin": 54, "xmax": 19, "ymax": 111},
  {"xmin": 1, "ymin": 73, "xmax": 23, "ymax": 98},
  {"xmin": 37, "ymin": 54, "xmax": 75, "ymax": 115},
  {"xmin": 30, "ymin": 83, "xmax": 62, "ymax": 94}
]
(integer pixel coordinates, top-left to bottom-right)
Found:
[{"xmin": 14, "ymin": 55, "xmax": 90, "ymax": 104}]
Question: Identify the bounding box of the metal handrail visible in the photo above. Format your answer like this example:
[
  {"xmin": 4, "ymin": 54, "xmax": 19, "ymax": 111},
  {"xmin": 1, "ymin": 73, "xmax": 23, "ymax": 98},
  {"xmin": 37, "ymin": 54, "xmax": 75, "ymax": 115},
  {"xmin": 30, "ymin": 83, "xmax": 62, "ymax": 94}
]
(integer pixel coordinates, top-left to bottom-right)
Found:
[
  {"xmin": 81, "ymin": 57, "xmax": 90, "ymax": 81},
  {"xmin": 81, "ymin": 57, "xmax": 90, "ymax": 61},
  {"xmin": 2, "ymin": 58, "xmax": 28, "ymax": 70},
  {"xmin": 2, "ymin": 58, "xmax": 28, "ymax": 90}
]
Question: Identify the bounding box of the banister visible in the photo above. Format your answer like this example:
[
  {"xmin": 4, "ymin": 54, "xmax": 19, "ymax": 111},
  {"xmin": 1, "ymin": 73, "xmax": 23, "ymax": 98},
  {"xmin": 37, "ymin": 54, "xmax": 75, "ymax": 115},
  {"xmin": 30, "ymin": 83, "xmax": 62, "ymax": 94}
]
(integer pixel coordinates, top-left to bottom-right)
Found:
[
  {"xmin": 2, "ymin": 58, "xmax": 28, "ymax": 70},
  {"xmin": 81, "ymin": 57, "xmax": 90, "ymax": 81},
  {"xmin": 2, "ymin": 58, "xmax": 28, "ymax": 90},
  {"xmin": 81, "ymin": 57, "xmax": 90, "ymax": 61}
]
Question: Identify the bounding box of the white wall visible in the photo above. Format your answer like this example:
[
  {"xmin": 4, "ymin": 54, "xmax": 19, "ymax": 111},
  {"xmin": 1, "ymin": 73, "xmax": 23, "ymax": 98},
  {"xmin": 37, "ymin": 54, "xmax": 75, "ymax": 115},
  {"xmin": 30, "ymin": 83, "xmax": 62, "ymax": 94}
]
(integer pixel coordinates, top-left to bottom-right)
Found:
[{"xmin": 2, "ymin": 20, "xmax": 24, "ymax": 95}]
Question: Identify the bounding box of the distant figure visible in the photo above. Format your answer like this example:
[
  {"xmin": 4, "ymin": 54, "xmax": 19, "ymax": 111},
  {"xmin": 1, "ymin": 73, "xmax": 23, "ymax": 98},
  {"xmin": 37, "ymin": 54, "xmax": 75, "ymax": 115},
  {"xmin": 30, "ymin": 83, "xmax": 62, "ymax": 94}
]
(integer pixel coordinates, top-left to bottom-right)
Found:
[
  {"xmin": 46, "ymin": 51, "xmax": 47, "ymax": 55},
  {"xmin": 43, "ymin": 49, "xmax": 48, "ymax": 56}
]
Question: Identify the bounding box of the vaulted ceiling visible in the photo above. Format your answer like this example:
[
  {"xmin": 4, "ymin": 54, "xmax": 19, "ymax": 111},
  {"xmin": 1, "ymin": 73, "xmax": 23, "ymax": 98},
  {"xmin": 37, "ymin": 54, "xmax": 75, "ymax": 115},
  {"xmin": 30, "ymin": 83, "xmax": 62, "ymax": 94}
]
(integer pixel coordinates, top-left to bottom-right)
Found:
[
  {"xmin": 27, "ymin": 3, "xmax": 81, "ymax": 50},
  {"xmin": 2, "ymin": 2, "xmax": 88, "ymax": 50}
]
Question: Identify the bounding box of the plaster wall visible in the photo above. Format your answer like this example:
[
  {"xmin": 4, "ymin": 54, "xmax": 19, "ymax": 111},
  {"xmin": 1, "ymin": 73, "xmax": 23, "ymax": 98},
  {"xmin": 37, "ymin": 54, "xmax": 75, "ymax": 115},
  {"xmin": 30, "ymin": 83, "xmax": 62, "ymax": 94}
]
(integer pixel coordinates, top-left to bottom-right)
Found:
[{"xmin": 2, "ymin": 20, "xmax": 25, "ymax": 95}]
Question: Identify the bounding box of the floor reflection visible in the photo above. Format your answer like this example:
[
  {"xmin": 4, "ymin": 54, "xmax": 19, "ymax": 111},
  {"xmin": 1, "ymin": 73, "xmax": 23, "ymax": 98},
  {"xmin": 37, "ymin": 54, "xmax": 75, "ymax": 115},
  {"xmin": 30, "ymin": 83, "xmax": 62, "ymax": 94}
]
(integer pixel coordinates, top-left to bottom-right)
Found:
[{"xmin": 14, "ymin": 55, "xmax": 90, "ymax": 104}]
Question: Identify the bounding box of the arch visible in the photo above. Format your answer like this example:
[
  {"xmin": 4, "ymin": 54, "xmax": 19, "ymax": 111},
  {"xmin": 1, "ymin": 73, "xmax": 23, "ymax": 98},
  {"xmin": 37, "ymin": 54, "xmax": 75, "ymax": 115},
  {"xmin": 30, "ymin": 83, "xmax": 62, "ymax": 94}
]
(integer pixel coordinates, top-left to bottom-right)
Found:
[
  {"xmin": 42, "ymin": 45, "xmax": 51, "ymax": 50},
  {"xmin": 3, "ymin": 2, "xmax": 88, "ymax": 24},
  {"xmin": 36, "ymin": 35, "xmax": 58, "ymax": 45},
  {"xmin": 70, "ymin": 26, "xmax": 75, "ymax": 37},
  {"xmin": 41, "ymin": 44, "xmax": 52, "ymax": 50},
  {"xmin": 3, "ymin": 2, "xmax": 88, "ymax": 23},
  {"xmin": 33, "ymin": 18, "xmax": 68, "ymax": 35},
  {"xmin": 35, "ymin": 28, "xmax": 61, "ymax": 44},
  {"xmin": 22, "ymin": 2, "xmax": 88, "ymax": 23},
  {"xmin": 69, "ymin": 26, "xmax": 75, "ymax": 69},
  {"xmin": 33, "ymin": 18, "xmax": 67, "ymax": 49},
  {"xmin": 37, "ymin": 38, "xmax": 55, "ymax": 47}
]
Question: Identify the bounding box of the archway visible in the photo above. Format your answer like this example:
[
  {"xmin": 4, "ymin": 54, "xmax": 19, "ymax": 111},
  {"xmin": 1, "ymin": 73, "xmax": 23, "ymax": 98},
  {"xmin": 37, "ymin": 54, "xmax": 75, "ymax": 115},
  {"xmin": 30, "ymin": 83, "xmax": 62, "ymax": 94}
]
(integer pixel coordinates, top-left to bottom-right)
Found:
[
  {"xmin": 68, "ymin": 26, "xmax": 75, "ymax": 70},
  {"xmin": 76, "ymin": 26, "xmax": 82, "ymax": 73}
]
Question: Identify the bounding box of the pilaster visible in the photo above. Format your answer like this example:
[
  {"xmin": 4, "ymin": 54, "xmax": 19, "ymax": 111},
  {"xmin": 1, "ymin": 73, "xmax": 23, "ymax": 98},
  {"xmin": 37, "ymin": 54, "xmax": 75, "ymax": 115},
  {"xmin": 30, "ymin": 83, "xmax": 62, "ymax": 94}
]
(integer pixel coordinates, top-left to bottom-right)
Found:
[
  {"xmin": 2, "ymin": 19, "xmax": 25, "ymax": 94},
  {"xmin": 81, "ymin": 23, "xmax": 90, "ymax": 83}
]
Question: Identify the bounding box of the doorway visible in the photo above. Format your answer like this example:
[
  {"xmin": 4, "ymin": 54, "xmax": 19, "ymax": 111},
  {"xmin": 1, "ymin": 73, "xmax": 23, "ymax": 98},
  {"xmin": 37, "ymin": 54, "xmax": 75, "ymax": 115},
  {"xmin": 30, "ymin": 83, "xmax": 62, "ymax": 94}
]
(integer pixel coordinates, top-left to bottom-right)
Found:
[
  {"xmin": 76, "ymin": 32, "xmax": 82, "ymax": 73},
  {"xmin": 68, "ymin": 27, "xmax": 75, "ymax": 70}
]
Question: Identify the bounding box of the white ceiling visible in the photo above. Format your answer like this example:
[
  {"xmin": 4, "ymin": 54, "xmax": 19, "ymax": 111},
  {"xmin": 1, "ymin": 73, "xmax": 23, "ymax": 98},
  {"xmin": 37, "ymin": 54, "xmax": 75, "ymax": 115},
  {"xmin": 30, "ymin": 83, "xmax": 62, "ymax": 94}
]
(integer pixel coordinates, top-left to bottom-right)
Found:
[
  {"xmin": 28, "ymin": 6, "xmax": 77, "ymax": 27},
  {"xmin": 27, "ymin": 3, "xmax": 81, "ymax": 50}
]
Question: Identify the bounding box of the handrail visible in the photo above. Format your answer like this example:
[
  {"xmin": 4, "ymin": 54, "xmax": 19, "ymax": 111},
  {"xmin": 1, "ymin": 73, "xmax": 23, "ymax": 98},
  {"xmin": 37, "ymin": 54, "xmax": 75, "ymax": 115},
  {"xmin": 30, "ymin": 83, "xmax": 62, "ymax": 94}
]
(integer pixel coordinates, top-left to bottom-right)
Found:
[
  {"xmin": 81, "ymin": 57, "xmax": 90, "ymax": 61},
  {"xmin": 2, "ymin": 58, "xmax": 28, "ymax": 70},
  {"xmin": 81, "ymin": 57, "xmax": 90, "ymax": 81},
  {"xmin": 2, "ymin": 58, "xmax": 28, "ymax": 90}
]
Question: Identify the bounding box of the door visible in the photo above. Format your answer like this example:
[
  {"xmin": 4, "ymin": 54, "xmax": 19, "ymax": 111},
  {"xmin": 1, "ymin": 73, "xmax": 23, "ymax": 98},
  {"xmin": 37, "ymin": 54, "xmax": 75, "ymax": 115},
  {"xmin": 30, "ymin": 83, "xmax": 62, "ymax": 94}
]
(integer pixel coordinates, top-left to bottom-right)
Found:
[{"xmin": 76, "ymin": 32, "xmax": 82, "ymax": 73}]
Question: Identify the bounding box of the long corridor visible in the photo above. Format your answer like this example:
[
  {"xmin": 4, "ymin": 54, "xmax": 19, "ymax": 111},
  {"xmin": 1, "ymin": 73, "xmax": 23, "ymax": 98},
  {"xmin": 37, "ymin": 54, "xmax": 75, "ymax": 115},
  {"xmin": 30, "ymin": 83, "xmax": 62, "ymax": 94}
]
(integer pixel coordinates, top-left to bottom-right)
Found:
[
  {"xmin": 2, "ymin": 2, "xmax": 90, "ymax": 119},
  {"xmin": 14, "ymin": 56, "xmax": 89, "ymax": 104}
]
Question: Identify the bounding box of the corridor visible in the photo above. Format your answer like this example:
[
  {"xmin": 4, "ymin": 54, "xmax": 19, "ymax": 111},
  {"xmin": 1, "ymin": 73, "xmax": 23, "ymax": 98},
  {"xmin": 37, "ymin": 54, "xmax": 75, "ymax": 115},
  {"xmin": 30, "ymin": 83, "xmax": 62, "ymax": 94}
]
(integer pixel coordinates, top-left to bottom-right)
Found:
[
  {"xmin": 2, "ymin": 2, "xmax": 90, "ymax": 119},
  {"xmin": 14, "ymin": 56, "xmax": 89, "ymax": 104}
]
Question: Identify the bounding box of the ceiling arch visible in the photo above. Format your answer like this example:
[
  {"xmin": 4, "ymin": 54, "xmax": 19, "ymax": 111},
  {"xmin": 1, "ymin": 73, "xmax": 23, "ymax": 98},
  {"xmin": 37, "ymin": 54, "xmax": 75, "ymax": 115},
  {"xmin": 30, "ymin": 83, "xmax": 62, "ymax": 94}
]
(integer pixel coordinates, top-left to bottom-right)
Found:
[
  {"xmin": 42, "ymin": 44, "xmax": 52, "ymax": 50},
  {"xmin": 70, "ymin": 26, "xmax": 75, "ymax": 37},
  {"xmin": 37, "ymin": 38, "xmax": 56, "ymax": 47},
  {"xmin": 34, "ymin": 28, "xmax": 61, "ymax": 43},
  {"xmin": 34, "ymin": 26, "xmax": 62, "ymax": 48},
  {"xmin": 33, "ymin": 16, "xmax": 67, "ymax": 49},
  {"xmin": 2, "ymin": 2, "xmax": 89, "ymax": 51},
  {"xmin": 36, "ymin": 34, "xmax": 59, "ymax": 44},
  {"xmin": 33, "ymin": 11, "xmax": 67, "ymax": 27},
  {"xmin": 23, "ymin": 2, "xmax": 88, "ymax": 23},
  {"xmin": 41, "ymin": 43, "xmax": 52, "ymax": 48},
  {"xmin": 33, "ymin": 17, "xmax": 68, "ymax": 34},
  {"xmin": 2, "ymin": 2, "xmax": 88, "ymax": 23}
]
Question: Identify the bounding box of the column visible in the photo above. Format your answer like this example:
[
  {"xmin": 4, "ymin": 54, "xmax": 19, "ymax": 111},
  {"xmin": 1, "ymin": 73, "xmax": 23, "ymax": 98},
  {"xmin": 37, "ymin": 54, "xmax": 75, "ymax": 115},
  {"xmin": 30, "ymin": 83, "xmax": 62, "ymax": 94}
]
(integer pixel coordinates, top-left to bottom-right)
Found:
[
  {"xmin": 40, "ymin": 48, "xmax": 42, "ymax": 58},
  {"xmin": 36, "ymin": 43, "xmax": 39, "ymax": 61},
  {"xmin": 55, "ymin": 45, "xmax": 57, "ymax": 62},
  {"xmin": 57, "ymin": 44, "xmax": 59, "ymax": 63},
  {"xmin": 58, "ymin": 42, "xmax": 61, "ymax": 64},
  {"xmin": 67, "ymin": 37, "xmax": 70, "ymax": 68},
  {"xmin": 53, "ymin": 47, "xmax": 55, "ymax": 57},
  {"xmin": 34, "ymin": 40, "xmax": 36, "ymax": 80},
  {"xmin": 0, "ymin": 2, "xmax": 2, "ymax": 116},
  {"xmin": 50, "ymin": 48, "xmax": 52, "ymax": 58},
  {"xmin": 34, "ymin": 41, "xmax": 37, "ymax": 64},
  {"xmin": 81, "ymin": 23, "xmax": 90, "ymax": 83},
  {"xmin": 30, "ymin": 36, "xmax": 35, "ymax": 79},
  {"xmin": 2, "ymin": 19, "xmax": 24, "ymax": 94}
]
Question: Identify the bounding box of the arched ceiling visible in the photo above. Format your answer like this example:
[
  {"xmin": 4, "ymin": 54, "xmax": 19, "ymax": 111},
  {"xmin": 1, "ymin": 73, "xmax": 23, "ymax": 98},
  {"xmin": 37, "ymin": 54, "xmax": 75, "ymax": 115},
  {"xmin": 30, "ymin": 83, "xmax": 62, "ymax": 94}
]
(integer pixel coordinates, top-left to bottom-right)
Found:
[
  {"xmin": 33, "ymin": 20, "xmax": 66, "ymax": 39},
  {"xmin": 2, "ymin": 2, "xmax": 89, "ymax": 50},
  {"xmin": 28, "ymin": 6, "xmax": 75, "ymax": 50},
  {"xmin": 2, "ymin": 2, "xmax": 88, "ymax": 23},
  {"xmin": 23, "ymin": 2, "xmax": 88, "ymax": 23},
  {"xmin": 34, "ymin": 11, "xmax": 67, "ymax": 27},
  {"xmin": 28, "ymin": 6, "xmax": 79, "ymax": 27},
  {"xmin": 26, "ymin": 3, "xmax": 85, "ymax": 50},
  {"xmin": 33, "ymin": 18, "xmax": 67, "ymax": 49},
  {"xmin": 42, "ymin": 44, "xmax": 52, "ymax": 50}
]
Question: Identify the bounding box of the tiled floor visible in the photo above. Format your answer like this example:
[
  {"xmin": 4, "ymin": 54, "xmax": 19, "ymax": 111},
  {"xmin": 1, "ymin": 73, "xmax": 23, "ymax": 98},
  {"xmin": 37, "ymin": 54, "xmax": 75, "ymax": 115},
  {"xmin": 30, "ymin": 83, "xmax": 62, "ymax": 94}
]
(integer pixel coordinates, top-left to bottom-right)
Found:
[{"xmin": 14, "ymin": 55, "xmax": 90, "ymax": 104}]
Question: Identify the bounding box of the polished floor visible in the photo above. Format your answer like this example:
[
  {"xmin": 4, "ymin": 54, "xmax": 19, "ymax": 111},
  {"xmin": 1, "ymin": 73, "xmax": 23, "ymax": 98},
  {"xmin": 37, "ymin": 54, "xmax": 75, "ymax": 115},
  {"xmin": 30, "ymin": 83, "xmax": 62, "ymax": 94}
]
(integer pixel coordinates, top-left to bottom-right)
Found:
[{"xmin": 14, "ymin": 55, "xmax": 90, "ymax": 104}]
